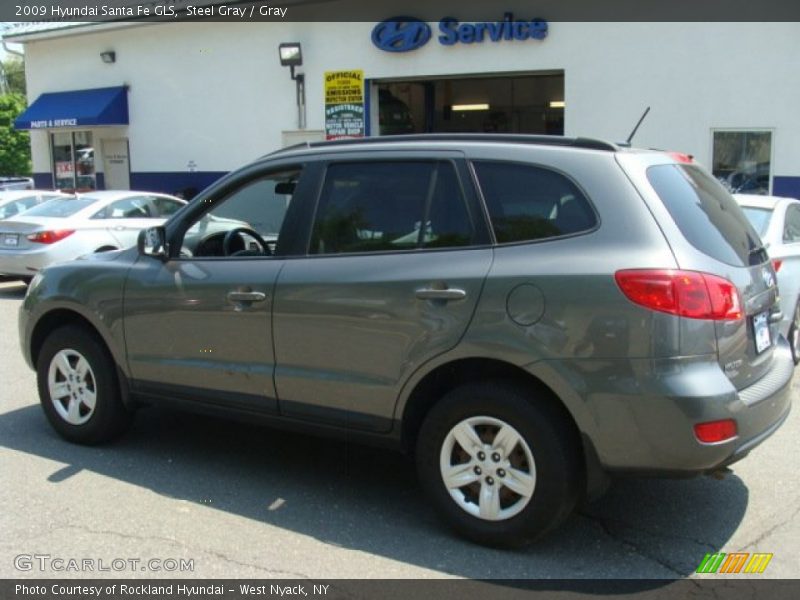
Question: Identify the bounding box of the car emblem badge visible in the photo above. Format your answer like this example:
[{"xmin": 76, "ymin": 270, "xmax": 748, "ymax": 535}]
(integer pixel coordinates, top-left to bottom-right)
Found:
[{"xmin": 371, "ymin": 17, "xmax": 432, "ymax": 52}]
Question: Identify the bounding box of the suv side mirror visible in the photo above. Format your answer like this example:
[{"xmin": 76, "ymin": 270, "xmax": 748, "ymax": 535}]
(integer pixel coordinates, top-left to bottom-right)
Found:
[{"xmin": 138, "ymin": 226, "xmax": 167, "ymax": 259}]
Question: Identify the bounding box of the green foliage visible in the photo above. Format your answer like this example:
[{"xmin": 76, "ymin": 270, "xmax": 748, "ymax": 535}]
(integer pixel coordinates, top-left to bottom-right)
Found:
[
  {"xmin": 3, "ymin": 57, "xmax": 26, "ymax": 96},
  {"xmin": 0, "ymin": 93, "xmax": 32, "ymax": 176}
]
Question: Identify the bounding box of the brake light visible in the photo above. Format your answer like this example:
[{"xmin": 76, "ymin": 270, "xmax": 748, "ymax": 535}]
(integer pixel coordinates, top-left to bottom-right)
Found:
[
  {"xmin": 667, "ymin": 151, "xmax": 694, "ymax": 164},
  {"xmin": 26, "ymin": 230, "xmax": 75, "ymax": 244},
  {"xmin": 615, "ymin": 269, "xmax": 743, "ymax": 321},
  {"xmin": 694, "ymin": 419, "xmax": 737, "ymax": 443},
  {"xmin": 772, "ymin": 259, "xmax": 782, "ymax": 272}
]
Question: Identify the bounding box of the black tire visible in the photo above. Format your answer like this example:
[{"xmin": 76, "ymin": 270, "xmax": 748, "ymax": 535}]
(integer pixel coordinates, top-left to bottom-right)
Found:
[
  {"xmin": 416, "ymin": 380, "xmax": 582, "ymax": 547},
  {"xmin": 36, "ymin": 325, "xmax": 133, "ymax": 444},
  {"xmin": 789, "ymin": 301, "xmax": 800, "ymax": 366}
]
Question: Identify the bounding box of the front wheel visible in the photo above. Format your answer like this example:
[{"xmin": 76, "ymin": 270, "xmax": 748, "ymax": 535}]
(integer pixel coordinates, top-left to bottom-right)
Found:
[
  {"xmin": 36, "ymin": 325, "xmax": 133, "ymax": 444},
  {"xmin": 416, "ymin": 381, "xmax": 582, "ymax": 547}
]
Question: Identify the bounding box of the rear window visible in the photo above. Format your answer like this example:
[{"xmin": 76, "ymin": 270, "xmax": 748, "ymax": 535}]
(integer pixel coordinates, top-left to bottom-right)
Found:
[
  {"xmin": 473, "ymin": 161, "xmax": 597, "ymax": 244},
  {"xmin": 22, "ymin": 197, "xmax": 95, "ymax": 218},
  {"xmin": 647, "ymin": 164, "xmax": 766, "ymax": 266},
  {"xmin": 740, "ymin": 207, "xmax": 773, "ymax": 237}
]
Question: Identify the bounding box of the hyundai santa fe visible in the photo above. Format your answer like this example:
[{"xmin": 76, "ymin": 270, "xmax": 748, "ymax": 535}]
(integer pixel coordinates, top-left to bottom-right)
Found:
[{"xmin": 19, "ymin": 134, "xmax": 794, "ymax": 547}]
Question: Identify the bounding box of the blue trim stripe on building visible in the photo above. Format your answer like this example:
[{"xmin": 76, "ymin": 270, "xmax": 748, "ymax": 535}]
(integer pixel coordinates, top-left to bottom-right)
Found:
[
  {"xmin": 129, "ymin": 171, "xmax": 229, "ymax": 196},
  {"xmin": 773, "ymin": 176, "xmax": 800, "ymax": 200},
  {"xmin": 33, "ymin": 171, "xmax": 228, "ymax": 196}
]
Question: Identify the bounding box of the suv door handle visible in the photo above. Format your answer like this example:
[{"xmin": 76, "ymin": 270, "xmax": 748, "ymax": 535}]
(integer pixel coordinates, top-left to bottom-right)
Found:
[
  {"xmin": 226, "ymin": 290, "xmax": 267, "ymax": 304},
  {"xmin": 415, "ymin": 287, "xmax": 467, "ymax": 301}
]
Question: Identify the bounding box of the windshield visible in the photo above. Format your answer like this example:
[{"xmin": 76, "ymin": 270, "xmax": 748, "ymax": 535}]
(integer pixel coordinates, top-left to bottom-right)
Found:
[
  {"xmin": 740, "ymin": 207, "xmax": 773, "ymax": 237},
  {"xmin": 21, "ymin": 197, "xmax": 95, "ymax": 218}
]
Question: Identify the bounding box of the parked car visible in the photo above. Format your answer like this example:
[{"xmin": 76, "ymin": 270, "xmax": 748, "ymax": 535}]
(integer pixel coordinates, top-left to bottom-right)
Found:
[
  {"xmin": 0, "ymin": 191, "xmax": 185, "ymax": 282},
  {"xmin": 0, "ymin": 176, "xmax": 34, "ymax": 191},
  {"xmin": 735, "ymin": 193, "xmax": 800, "ymax": 364},
  {"xmin": 19, "ymin": 135, "xmax": 794, "ymax": 547},
  {"xmin": 0, "ymin": 190, "xmax": 71, "ymax": 221}
]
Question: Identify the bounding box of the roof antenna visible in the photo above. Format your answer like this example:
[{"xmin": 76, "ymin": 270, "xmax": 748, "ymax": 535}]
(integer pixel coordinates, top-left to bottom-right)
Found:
[{"xmin": 623, "ymin": 106, "xmax": 650, "ymax": 146}]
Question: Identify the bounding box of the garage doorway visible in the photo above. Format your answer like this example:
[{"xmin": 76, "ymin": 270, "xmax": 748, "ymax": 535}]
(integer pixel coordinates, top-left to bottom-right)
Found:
[{"xmin": 376, "ymin": 72, "xmax": 564, "ymax": 136}]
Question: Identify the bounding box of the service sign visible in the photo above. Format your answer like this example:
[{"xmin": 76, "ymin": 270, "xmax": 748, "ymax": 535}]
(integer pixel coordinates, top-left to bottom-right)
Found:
[{"xmin": 324, "ymin": 70, "xmax": 365, "ymax": 140}]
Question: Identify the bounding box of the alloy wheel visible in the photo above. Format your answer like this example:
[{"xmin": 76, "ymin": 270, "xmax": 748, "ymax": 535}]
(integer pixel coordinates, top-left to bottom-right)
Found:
[
  {"xmin": 47, "ymin": 349, "xmax": 97, "ymax": 425},
  {"xmin": 439, "ymin": 416, "xmax": 536, "ymax": 521}
]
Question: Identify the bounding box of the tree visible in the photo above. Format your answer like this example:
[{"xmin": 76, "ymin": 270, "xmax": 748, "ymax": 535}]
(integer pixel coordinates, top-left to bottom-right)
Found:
[
  {"xmin": 2, "ymin": 57, "xmax": 26, "ymax": 96},
  {"xmin": 0, "ymin": 93, "xmax": 31, "ymax": 175}
]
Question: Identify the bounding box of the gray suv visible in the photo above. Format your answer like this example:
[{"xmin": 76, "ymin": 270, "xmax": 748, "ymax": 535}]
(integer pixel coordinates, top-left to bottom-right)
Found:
[{"xmin": 19, "ymin": 135, "xmax": 794, "ymax": 547}]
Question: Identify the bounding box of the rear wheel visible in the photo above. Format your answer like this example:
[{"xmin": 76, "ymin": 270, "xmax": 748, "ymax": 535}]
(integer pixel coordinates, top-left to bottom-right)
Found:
[
  {"xmin": 36, "ymin": 325, "xmax": 133, "ymax": 444},
  {"xmin": 416, "ymin": 381, "xmax": 581, "ymax": 547},
  {"xmin": 789, "ymin": 301, "xmax": 800, "ymax": 365}
]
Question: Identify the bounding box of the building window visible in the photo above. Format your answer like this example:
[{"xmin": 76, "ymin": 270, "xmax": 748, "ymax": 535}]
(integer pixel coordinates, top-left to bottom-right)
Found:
[
  {"xmin": 51, "ymin": 131, "xmax": 96, "ymax": 192},
  {"xmin": 712, "ymin": 130, "xmax": 772, "ymax": 195}
]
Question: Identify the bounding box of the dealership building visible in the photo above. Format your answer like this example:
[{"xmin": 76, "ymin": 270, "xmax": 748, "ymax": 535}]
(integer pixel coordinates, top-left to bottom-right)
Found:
[{"xmin": 5, "ymin": 14, "xmax": 800, "ymax": 198}]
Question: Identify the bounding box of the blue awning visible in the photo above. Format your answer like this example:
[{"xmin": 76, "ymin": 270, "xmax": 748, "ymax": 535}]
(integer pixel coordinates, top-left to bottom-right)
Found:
[{"xmin": 15, "ymin": 86, "xmax": 128, "ymax": 130}]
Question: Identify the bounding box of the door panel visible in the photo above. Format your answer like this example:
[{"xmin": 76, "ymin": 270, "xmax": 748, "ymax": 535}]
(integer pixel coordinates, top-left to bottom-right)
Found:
[
  {"xmin": 273, "ymin": 249, "xmax": 492, "ymax": 430},
  {"xmin": 270, "ymin": 156, "xmax": 490, "ymax": 431},
  {"xmin": 124, "ymin": 256, "xmax": 282, "ymax": 412}
]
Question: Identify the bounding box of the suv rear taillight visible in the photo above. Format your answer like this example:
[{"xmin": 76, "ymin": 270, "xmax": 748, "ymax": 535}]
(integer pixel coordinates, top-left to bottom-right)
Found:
[
  {"xmin": 26, "ymin": 230, "xmax": 75, "ymax": 244},
  {"xmin": 615, "ymin": 269, "xmax": 743, "ymax": 321}
]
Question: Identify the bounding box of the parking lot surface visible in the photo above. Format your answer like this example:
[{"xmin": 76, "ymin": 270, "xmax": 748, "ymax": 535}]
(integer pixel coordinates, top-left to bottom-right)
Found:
[{"xmin": 1, "ymin": 279, "xmax": 798, "ymax": 579}]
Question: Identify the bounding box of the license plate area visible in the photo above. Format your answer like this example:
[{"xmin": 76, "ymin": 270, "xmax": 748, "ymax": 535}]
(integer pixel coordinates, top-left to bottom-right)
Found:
[
  {"xmin": 753, "ymin": 311, "xmax": 771, "ymax": 354},
  {"xmin": 2, "ymin": 234, "xmax": 19, "ymax": 247}
]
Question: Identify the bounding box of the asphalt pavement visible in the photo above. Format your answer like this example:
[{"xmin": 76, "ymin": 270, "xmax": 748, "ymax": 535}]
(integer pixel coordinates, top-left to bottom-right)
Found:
[{"xmin": 0, "ymin": 279, "xmax": 798, "ymax": 580}]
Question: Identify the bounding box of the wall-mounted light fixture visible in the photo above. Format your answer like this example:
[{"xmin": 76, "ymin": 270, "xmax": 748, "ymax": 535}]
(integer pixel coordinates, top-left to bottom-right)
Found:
[
  {"xmin": 549, "ymin": 100, "xmax": 565, "ymax": 109},
  {"xmin": 278, "ymin": 43, "xmax": 303, "ymax": 80},
  {"xmin": 100, "ymin": 51, "xmax": 116, "ymax": 64},
  {"xmin": 278, "ymin": 42, "xmax": 306, "ymax": 129}
]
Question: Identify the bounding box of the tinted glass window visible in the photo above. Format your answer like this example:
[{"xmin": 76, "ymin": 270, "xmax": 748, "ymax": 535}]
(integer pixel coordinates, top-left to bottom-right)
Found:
[
  {"xmin": 472, "ymin": 161, "xmax": 597, "ymax": 244},
  {"xmin": 22, "ymin": 197, "xmax": 95, "ymax": 218},
  {"xmin": 648, "ymin": 164, "xmax": 766, "ymax": 266},
  {"xmin": 785, "ymin": 205, "xmax": 800, "ymax": 243},
  {"xmin": 740, "ymin": 207, "xmax": 773, "ymax": 237},
  {"xmin": 311, "ymin": 161, "xmax": 473, "ymax": 255}
]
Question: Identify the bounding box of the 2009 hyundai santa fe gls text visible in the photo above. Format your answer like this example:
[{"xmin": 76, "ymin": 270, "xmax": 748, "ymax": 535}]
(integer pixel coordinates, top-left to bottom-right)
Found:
[{"xmin": 19, "ymin": 134, "xmax": 794, "ymax": 547}]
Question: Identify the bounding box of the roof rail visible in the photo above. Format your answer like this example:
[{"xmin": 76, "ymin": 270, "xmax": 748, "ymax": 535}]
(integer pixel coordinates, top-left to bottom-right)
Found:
[{"xmin": 267, "ymin": 133, "xmax": 619, "ymax": 156}]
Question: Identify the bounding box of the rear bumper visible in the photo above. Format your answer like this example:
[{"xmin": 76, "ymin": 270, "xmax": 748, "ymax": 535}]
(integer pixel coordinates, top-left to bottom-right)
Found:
[
  {"xmin": 0, "ymin": 247, "xmax": 55, "ymax": 277},
  {"xmin": 542, "ymin": 338, "xmax": 794, "ymax": 475}
]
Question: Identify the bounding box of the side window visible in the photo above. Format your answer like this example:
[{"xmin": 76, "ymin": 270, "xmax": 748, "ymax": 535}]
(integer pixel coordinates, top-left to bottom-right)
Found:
[
  {"xmin": 94, "ymin": 196, "xmax": 152, "ymax": 219},
  {"xmin": 180, "ymin": 169, "xmax": 299, "ymax": 258},
  {"xmin": 473, "ymin": 161, "xmax": 597, "ymax": 244},
  {"xmin": 151, "ymin": 197, "xmax": 184, "ymax": 218},
  {"xmin": 310, "ymin": 161, "xmax": 474, "ymax": 255},
  {"xmin": 785, "ymin": 205, "xmax": 800, "ymax": 243}
]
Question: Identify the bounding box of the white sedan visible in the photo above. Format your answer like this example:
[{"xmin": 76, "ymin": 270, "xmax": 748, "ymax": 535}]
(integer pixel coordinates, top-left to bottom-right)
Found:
[
  {"xmin": 0, "ymin": 191, "xmax": 186, "ymax": 282},
  {"xmin": 0, "ymin": 190, "xmax": 71, "ymax": 220},
  {"xmin": 735, "ymin": 193, "xmax": 800, "ymax": 364}
]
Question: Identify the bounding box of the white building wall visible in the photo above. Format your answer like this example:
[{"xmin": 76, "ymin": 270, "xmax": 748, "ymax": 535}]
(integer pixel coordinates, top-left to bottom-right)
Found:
[{"xmin": 19, "ymin": 21, "xmax": 800, "ymax": 191}]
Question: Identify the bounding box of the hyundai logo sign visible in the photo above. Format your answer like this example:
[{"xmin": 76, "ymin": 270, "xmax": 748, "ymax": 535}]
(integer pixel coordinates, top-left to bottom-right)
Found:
[
  {"xmin": 371, "ymin": 17, "xmax": 432, "ymax": 53},
  {"xmin": 372, "ymin": 13, "xmax": 549, "ymax": 53}
]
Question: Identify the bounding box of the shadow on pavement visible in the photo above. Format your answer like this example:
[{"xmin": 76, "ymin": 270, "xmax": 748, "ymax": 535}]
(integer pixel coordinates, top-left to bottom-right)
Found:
[{"xmin": 0, "ymin": 400, "xmax": 750, "ymax": 583}]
